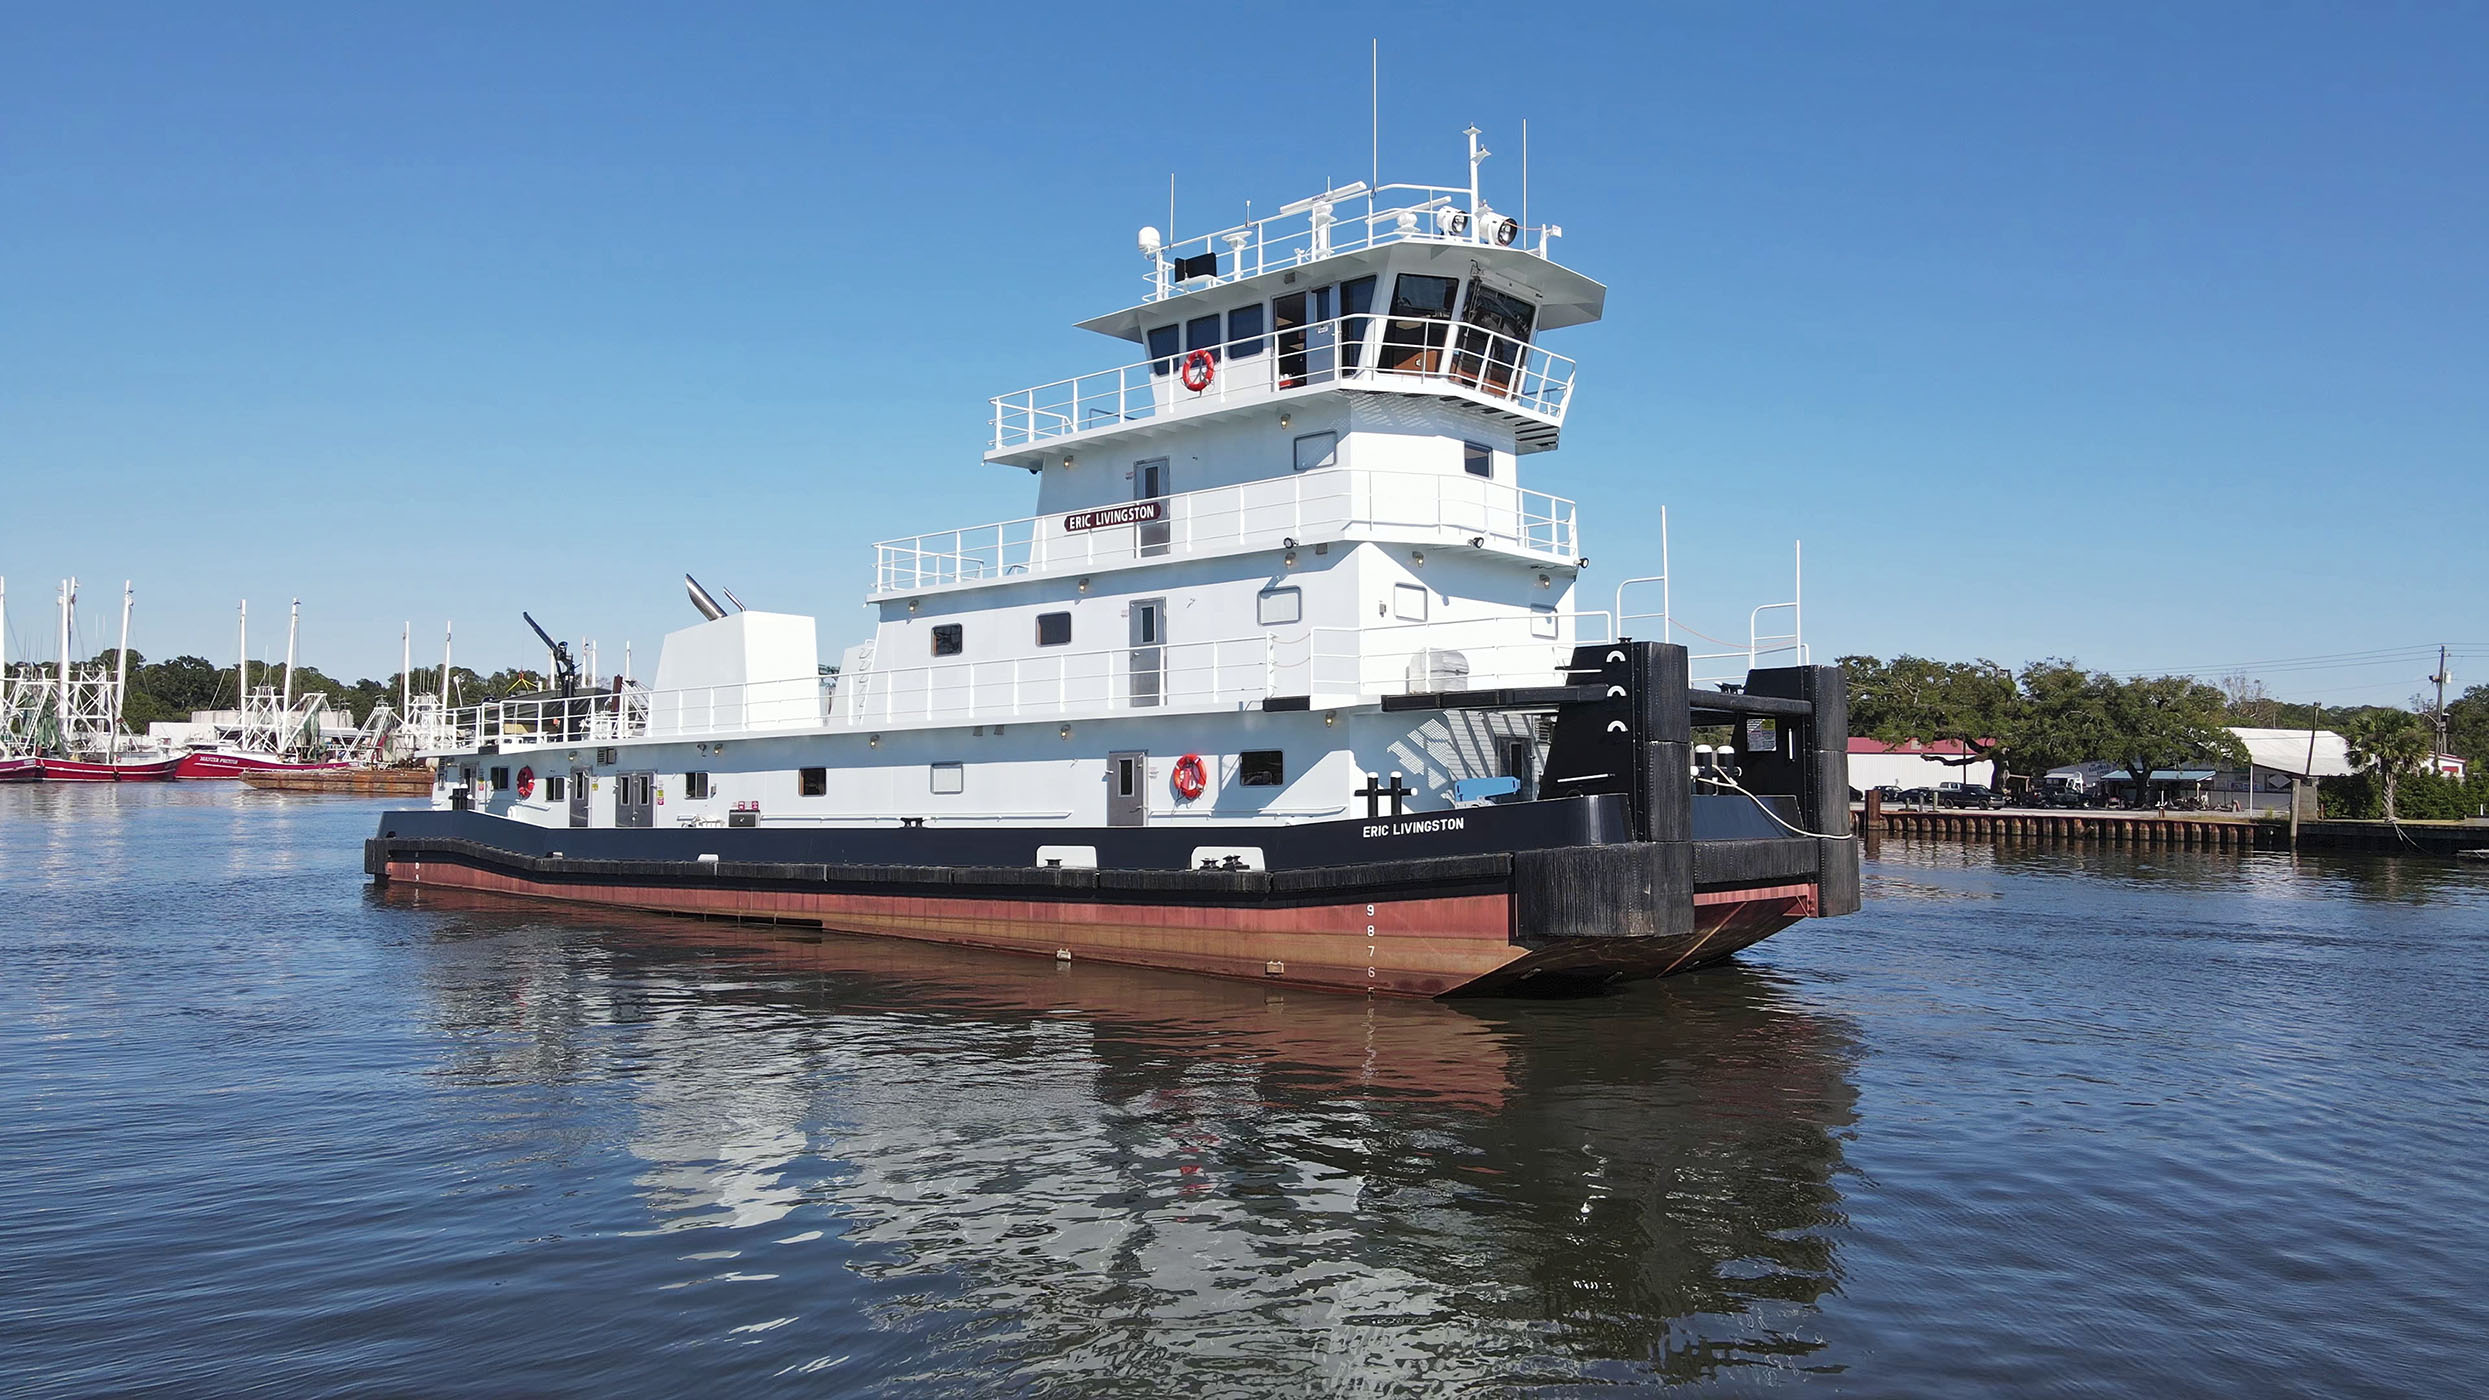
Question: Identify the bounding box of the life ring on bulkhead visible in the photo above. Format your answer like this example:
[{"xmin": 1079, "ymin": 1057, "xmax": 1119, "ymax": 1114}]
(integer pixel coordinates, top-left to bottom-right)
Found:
[
  {"xmin": 1171, "ymin": 753, "xmax": 1208, "ymax": 801},
  {"xmin": 515, "ymin": 765, "xmax": 534, "ymax": 798},
  {"xmin": 1179, "ymin": 349, "xmax": 1216, "ymax": 392}
]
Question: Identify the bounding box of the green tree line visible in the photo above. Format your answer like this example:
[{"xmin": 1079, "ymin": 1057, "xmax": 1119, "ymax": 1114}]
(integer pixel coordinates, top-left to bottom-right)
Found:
[{"xmin": 4, "ymin": 653, "xmax": 550, "ymax": 728}]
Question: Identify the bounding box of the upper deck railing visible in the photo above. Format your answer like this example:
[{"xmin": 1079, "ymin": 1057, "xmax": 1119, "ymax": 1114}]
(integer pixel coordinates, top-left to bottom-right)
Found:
[
  {"xmin": 990, "ymin": 313, "xmax": 1572, "ymax": 455},
  {"xmin": 1139, "ymin": 182, "xmax": 1557, "ymax": 304},
  {"xmin": 418, "ymin": 611, "xmax": 1616, "ymax": 755},
  {"xmin": 873, "ymin": 468, "xmax": 1577, "ymax": 595}
]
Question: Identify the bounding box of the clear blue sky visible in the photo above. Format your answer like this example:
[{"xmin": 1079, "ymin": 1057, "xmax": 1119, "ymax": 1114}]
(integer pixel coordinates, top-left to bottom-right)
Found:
[{"xmin": 5, "ymin": 3, "xmax": 2483, "ymax": 704}]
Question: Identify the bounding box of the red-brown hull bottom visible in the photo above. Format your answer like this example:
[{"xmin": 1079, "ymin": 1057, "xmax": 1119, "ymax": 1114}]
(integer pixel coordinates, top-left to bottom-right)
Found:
[
  {"xmin": 382, "ymin": 856, "xmax": 1813, "ymax": 997},
  {"xmin": 37, "ymin": 756, "xmax": 184, "ymax": 782},
  {"xmin": 174, "ymin": 751, "xmax": 351, "ymax": 779}
]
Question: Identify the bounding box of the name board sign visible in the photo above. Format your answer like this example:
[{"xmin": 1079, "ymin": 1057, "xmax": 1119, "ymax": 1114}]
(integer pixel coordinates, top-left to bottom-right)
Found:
[{"xmin": 1063, "ymin": 501, "xmax": 1164, "ymax": 533}]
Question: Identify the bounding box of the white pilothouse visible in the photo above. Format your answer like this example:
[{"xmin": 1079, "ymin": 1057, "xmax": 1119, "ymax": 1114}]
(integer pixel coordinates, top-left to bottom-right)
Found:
[{"xmin": 380, "ymin": 132, "xmax": 1860, "ymax": 997}]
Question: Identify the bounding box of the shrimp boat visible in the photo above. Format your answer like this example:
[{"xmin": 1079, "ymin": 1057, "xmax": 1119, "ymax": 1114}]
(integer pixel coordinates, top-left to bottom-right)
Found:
[
  {"xmin": 8, "ymin": 578, "xmax": 182, "ymax": 782},
  {"xmin": 368, "ymin": 131, "xmax": 1861, "ymax": 996},
  {"xmin": 173, "ymin": 600, "xmax": 351, "ymax": 779}
]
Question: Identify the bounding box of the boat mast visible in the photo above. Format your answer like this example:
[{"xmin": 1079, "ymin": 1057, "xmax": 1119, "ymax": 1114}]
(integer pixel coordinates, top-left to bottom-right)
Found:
[
  {"xmin": 441, "ymin": 623, "xmax": 453, "ymax": 707},
  {"xmin": 400, "ymin": 622, "xmax": 411, "ymax": 721},
  {"xmin": 57, "ymin": 578, "xmax": 74, "ymax": 744},
  {"xmin": 237, "ymin": 599, "xmax": 249, "ymax": 718},
  {"xmin": 282, "ymin": 598, "xmax": 299, "ymax": 716},
  {"xmin": 112, "ymin": 581, "xmax": 132, "ymax": 759}
]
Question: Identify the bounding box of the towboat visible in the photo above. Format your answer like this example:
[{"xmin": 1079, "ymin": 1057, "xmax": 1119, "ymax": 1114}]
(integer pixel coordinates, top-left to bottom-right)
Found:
[{"xmin": 368, "ymin": 132, "xmax": 1861, "ymax": 996}]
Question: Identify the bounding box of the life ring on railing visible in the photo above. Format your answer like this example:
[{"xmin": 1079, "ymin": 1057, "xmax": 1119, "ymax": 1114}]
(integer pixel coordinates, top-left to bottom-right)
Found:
[
  {"xmin": 515, "ymin": 765, "xmax": 535, "ymax": 798},
  {"xmin": 1171, "ymin": 753, "xmax": 1208, "ymax": 801},
  {"xmin": 1179, "ymin": 349, "xmax": 1216, "ymax": 392}
]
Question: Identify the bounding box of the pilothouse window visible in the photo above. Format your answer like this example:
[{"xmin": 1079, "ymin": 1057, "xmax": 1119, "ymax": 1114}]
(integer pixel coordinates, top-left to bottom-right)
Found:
[
  {"xmin": 1036, "ymin": 612, "xmax": 1071, "ymax": 647},
  {"xmin": 931, "ymin": 624, "xmax": 964, "ymax": 657},
  {"xmin": 1383, "ymin": 274, "xmax": 1459, "ymax": 373},
  {"xmin": 1185, "ymin": 314, "xmax": 1222, "ymax": 362},
  {"xmin": 1227, "ymin": 304, "xmax": 1264, "ymax": 357},
  {"xmin": 1147, "ymin": 324, "xmax": 1181, "ymax": 376}
]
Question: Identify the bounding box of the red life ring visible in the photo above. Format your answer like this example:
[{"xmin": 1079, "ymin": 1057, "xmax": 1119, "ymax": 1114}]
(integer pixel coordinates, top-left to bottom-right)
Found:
[
  {"xmin": 1171, "ymin": 753, "xmax": 1208, "ymax": 800},
  {"xmin": 515, "ymin": 765, "xmax": 535, "ymax": 798},
  {"xmin": 1179, "ymin": 349, "xmax": 1215, "ymax": 392}
]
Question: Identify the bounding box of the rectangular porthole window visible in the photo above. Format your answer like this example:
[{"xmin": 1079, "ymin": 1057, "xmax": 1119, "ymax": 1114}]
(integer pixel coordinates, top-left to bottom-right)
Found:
[
  {"xmin": 1036, "ymin": 611, "xmax": 1072, "ymax": 647},
  {"xmin": 931, "ymin": 762, "xmax": 964, "ymax": 795},
  {"xmin": 1464, "ymin": 441, "xmax": 1493, "ymax": 478},
  {"xmin": 931, "ymin": 623, "xmax": 963, "ymax": 657},
  {"xmin": 684, "ymin": 772, "xmax": 711, "ymax": 800},
  {"xmin": 1240, "ymin": 750, "xmax": 1284, "ymax": 786},
  {"xmin": 1293, "ymin": 430, "xmax": 1337, "ymax": 472},
  {"xmin": 1256, "ymin": 586, "xmax": 1302, "ymax": 626},
  {"xmin": 1393, "ymin": 583, "xmax": 1429, "ymax": 621},
  {"xmin": 799, "ymin": 767, "xmax": 827, "ymax": 797}
]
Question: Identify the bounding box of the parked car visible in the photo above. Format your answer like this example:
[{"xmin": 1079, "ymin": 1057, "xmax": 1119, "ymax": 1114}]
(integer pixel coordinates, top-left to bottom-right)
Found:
[
  {"xmin": 1937, "ymin": 782, "xmax": 2000, "ymax": 809},
  {"xmin": 2039, "ymin": 787, "xmax": 2092, "ymax": 809}
]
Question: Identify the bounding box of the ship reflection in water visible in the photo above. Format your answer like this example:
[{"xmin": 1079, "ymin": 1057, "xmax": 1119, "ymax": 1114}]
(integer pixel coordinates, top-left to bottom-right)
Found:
[{"xmin": 395, "ymin": 885, "xmax": 1861, "ymax": 1390}]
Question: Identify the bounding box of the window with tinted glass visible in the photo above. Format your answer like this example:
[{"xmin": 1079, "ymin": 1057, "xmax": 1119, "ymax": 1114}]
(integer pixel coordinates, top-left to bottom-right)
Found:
[
  {"xmin": 1340, "ymin": 276, "xmax": 1377, "ymax": 369},
  {"xmin": 1036, "ymin": 611, "xmax": 1071, "ymax": 647},
  {"xmin": 1227, "ymin": 304, "xmax": 1264, "ymax": 357},
  {"xmin": 1185, "ymin": 314, "xmax": 1222, "ymax": 360},
  {"xmin": 1464, "ymin": 442, "xmax": 1492, "ymax": 478},
  {"xmin": 1147, "ymin": 324, "xmax": 1181, "ymax": 376},
  {"xmin": 932, "ymin": 624, "xmax": 963, "ymax": 656},
  {"xmin": 490, "ymin": 766, "xmax": 510, "ymax": 790},
  {"xmin": 684, "ymin": 772, "xmax": 711, "ymax": 800},
  {"xmin": 1384, "ymin": 274, "xmax": 1459, "ymax": 372},
  {"xmin": 544, "ymin": 774, "xmax": 565, "ymax": 801},
  {"xmin": 1240, "ymin": 750, "xmax": 1284, "ymax": 786},
  {"xmin": 799, "ymin": 767, "xmax": 827, "ymax": 796},
  {"xmin": 1293, "ymin": 430, "xmax": 1337, "ymax": 472}
]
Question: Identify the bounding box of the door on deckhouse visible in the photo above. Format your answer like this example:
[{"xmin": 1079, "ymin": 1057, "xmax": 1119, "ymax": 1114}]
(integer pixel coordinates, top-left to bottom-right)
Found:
[
  {"xmin": 1272, "ymin": 285, "xmax": 1336, "ymax": 388},
  {"xmin": 1134, "ymin": 457, "xmax": 1171, "ymax": 557},
  {"xmin": 1107, "ymin": 751, "xmax": 1148, "ymax": 827},
  {"xmin": 1129, "ymin": 598, "xmax": 1165, "ymax": 708},
  {"xmin": 569, "ymin": 768, "xmax": 591, "ymax": 827},
  {"xmin": 614, "ymin": 772, "xmax": 653, "ymax": 829}
]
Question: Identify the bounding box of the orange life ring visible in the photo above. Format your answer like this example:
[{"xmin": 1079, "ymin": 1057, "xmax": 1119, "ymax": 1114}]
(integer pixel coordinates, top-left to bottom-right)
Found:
[
  {"xmin": 515, "ymin": 765, "xmax": 535, "ymax": 798},
  {"xmin": 1179, "ymin": 349, "xmax": 1215, "ymax": 392},
  {"xmin": 1171, "ymin": 753, "xmax": 1208, "ymax": 800}
]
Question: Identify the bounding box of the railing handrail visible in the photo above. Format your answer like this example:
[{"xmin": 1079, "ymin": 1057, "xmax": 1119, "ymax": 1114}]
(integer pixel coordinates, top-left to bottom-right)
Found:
[
  {"xmin": 988, "ymin": 311, "xmax": 1574, "ymax": 453},
  {"xmin": 870, "ymin": 467, "xmax": 1580, "ymax": 594},
  {"xmin": 1137, "ymin": 182, "xmax": 1562, "ymax": 303}
]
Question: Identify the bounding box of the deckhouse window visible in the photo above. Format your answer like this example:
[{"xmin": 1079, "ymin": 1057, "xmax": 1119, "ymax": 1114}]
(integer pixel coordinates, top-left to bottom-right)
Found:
[
  {"xmin": 1293, "ymin": 431, "xmax": 1337, "ymax": 472},
  {"xmin": 1464, "ymin": 441, "xmax": 1493, "ymax": 478},
  {"xmin": 1036, "ymin": 612, "xmax": 1072, "ymax": 647},
  {"xmin": 1240, "ymin": 751, "xmax": 1285, "ymax": 786},
  {"xmin": 1454, "ymin": 280, "xmax": 1537, "ymax": 394},
  {"xmin": 799, "ymin": 767, "xmax": 827, "ymax": 797},
  {"xmin": 1185, "ymin": 313, "xmax": 1222, "ymax": 362},
  {"xmin": 1393, "ymin": 583, "xmax": 1429, "ymax": 621},
  {"xmin": 931, "ymin": 624, "xmax": 964, "ymax": 657},
  {"xmin": 1383, "ymin": 274, "xmax": 1459, "ymax": 374},
  {"xmin": 684, "ymin": 772, "xmax": 711, "ymax": 800},
  {"xmin": 1256, "ymin": 587, "xmax": 1302, "ymax": 626},
  {"xmin": 1340, "ymin": 276, "xmax": 1376, "ymax": 370},
  {"xmin": 544, "ymin": 774, "xmax": 565, "ymax": 801},
  {"xmin": 1147, "ymin": 324, "xmax": 1181, "ymax": 377},
  {"xmin": 931, "ymin": 762, "xmax": 964, "ymax": 795},
  {"xmin": 1227, "ymin": 304, "xmax": 1265, "ymax": 357}
]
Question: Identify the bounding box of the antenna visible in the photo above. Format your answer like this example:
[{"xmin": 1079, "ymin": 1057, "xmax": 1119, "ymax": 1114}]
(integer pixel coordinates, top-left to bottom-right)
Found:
[
  {"xmin": 1521, "ymin": 117, "xmax": 1529, "ymax": 244},
  {"xmin": 1370, "ymin": 39, "xmax": 1379, "ymax": 191}
]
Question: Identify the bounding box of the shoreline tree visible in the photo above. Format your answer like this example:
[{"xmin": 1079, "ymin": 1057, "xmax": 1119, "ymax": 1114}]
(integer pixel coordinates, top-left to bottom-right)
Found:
[{"xmin": 2340, "ymin": 709, "xmax": 2432, "ymax": 824}]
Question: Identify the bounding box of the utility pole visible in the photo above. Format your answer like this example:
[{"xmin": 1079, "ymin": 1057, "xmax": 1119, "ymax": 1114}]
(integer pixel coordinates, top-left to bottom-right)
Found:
[{"xmin": 2429, "ymin": 644, "xmax": 2451, "ymax": 760}]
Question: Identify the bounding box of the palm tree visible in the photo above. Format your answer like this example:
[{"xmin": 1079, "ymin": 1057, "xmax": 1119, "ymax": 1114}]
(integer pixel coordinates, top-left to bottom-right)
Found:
[{"xmin": 2340, "ymin": 709, "xmax": 2432, "ymax": 823}]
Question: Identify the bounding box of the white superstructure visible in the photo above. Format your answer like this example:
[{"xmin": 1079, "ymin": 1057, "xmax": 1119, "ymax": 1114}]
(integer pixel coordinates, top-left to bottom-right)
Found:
[{"xmin": 427, "ymin": 137, "xmax": 1640, "ymax": 834}]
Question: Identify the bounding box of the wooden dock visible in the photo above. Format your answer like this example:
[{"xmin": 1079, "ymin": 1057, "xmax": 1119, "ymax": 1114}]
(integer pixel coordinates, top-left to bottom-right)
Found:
[
  {"xmin": 241, "ymin": 766, "xmax": 435, "ymax": 797},
  {"xmin": 1859, "ymin": 802, "xmax": 2489, "ymax": 857}
]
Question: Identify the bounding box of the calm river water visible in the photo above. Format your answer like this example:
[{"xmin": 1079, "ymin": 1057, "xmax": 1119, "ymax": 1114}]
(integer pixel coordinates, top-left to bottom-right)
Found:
[{"xmin": 3, "ymin": 784, "xmax": 2485, "ymax": 1396}]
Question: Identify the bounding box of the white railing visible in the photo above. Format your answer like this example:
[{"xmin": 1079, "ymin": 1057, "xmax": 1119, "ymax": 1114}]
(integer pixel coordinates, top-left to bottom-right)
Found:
[
  {"xmin": 1138, "ymin": 182, "xmax": 1560, "ymax": 303},
  {"xmin": 990, "ymin": 313, "xmax": 1573, "ymax": 454},
  {"xmin": 416, "ymin": 613, "xmax": 1624, "ymax": 755},
  {"xmin": 876, "ymin": 469, "xmax": 1577, "ymax": 593},
  {"xmin": 837, "ymin": 634, "xmax": 1277, "ymax": 727}
]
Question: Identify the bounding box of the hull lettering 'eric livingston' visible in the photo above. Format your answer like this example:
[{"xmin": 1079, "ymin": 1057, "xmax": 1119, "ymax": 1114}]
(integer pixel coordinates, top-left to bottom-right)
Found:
[{"xmin": 368, "ymin": 131, "xmax": 1861, "ymax": 996}]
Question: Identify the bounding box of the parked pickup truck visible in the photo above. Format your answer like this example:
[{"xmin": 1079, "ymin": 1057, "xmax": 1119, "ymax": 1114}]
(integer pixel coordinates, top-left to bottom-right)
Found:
[{"xmin": 1937, "ymin": 782, "xmax": 2001, "ymax": 809}]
